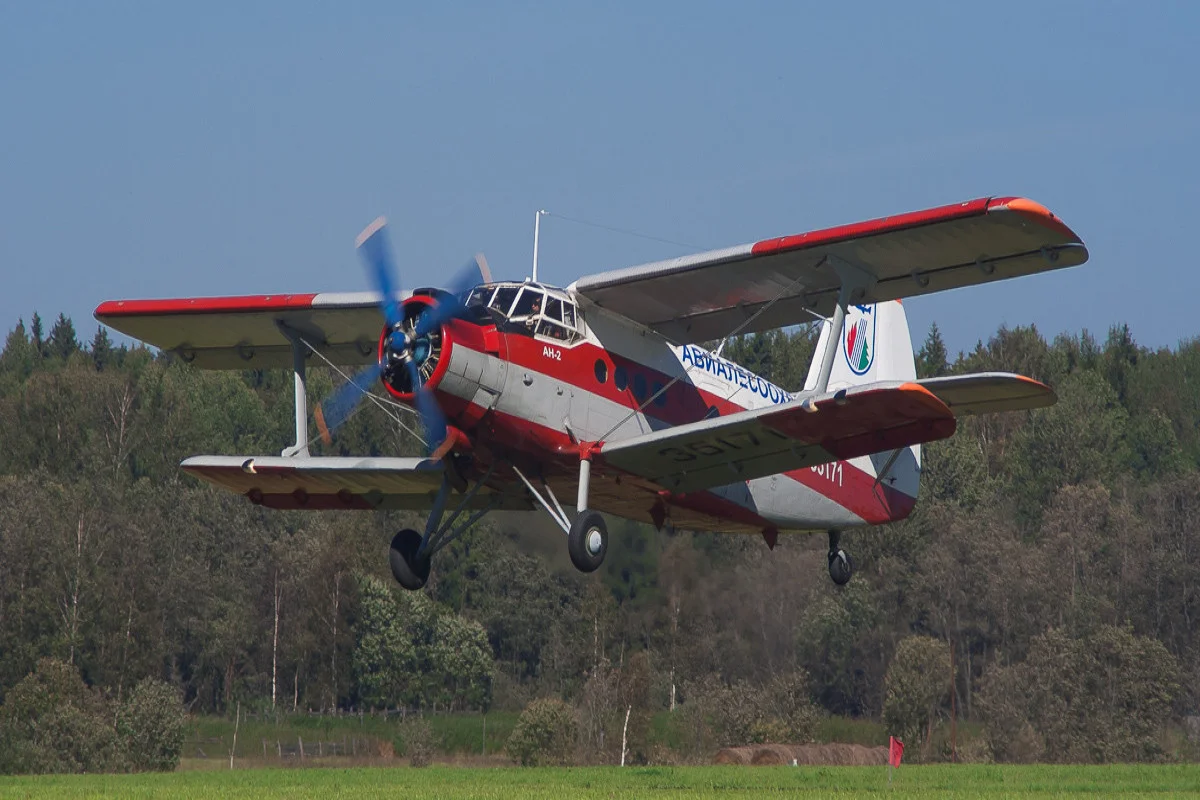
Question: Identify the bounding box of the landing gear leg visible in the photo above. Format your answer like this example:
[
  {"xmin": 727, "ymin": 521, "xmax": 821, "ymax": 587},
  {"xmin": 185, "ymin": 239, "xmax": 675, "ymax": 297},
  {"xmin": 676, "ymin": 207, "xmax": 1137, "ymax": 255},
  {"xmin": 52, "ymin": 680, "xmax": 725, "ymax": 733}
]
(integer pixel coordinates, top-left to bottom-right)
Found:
[
  {"xmin": 827, "ymin": 529, "xmax": 854, "ymax": 586},
  {"xmin": 569, "ymin": 455, "xmax": 607, "ymax": 572},
  {"xmin": 390, "ymin": 461, "xmax": 500, "ymax": 591},
  {"xmin": 512, "ymin": 452, "xmax": 609, "ymax": 574}
]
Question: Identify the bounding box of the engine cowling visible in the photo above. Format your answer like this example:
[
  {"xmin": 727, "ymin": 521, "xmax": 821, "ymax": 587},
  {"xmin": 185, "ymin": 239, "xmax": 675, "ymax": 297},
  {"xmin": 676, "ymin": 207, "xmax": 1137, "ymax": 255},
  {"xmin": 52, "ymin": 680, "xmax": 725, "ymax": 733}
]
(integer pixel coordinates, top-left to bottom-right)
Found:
[{"xmin": 378, "ymin": 294, "xmax": 455, "ymax": 401}]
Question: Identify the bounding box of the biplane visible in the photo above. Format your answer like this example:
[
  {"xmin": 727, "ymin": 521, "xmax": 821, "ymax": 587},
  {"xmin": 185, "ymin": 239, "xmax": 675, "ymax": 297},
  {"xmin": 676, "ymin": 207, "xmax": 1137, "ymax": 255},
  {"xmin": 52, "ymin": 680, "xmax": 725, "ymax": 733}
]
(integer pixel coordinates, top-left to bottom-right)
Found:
[{"xmin": 95, "ymin": 196, "xmax": 1087, "ymax": 589}]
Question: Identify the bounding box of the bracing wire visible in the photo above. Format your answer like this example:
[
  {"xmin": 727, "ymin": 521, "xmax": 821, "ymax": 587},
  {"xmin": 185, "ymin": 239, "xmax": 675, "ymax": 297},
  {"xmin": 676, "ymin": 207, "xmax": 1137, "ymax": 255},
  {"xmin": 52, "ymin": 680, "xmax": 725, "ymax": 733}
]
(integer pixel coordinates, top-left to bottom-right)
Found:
[
  {"xmin": 298, "ymin": 336, "xmax": 427, "ymax": 447},
  {"xmin": 598, "ymin": 271, "xmax": 813, "ymax": 442}
]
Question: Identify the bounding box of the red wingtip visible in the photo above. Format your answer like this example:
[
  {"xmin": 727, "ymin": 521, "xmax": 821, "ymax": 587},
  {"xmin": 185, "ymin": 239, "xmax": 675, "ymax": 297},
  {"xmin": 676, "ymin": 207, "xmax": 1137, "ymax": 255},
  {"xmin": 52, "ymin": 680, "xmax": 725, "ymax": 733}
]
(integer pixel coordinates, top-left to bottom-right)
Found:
[{"xmin": 987, "ymin": 196, "xmax": 1081, "ymax": 241}]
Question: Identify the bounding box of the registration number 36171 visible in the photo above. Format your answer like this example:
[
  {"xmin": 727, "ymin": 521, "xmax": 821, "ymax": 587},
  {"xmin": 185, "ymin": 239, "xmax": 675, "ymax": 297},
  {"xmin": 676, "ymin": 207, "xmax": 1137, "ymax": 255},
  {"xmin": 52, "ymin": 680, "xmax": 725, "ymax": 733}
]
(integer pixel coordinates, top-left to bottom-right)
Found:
[{"xmin": 811, "ymin": 461, "xmax": 843, "ymax": 487}]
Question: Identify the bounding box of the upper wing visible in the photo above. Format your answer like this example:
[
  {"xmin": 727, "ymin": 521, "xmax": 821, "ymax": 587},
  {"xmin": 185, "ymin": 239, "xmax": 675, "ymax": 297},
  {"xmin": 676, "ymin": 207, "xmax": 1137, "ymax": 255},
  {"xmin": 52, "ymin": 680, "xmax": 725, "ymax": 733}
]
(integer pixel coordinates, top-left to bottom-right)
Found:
[
  {"xmin": 181, "ymin": 455, "xmax": 531, "ymax": 511},
  {"xmin": 917, "ymin": 373, "xmax": 1055, "ymax": 416},
  {"xmin": 94, "ymin": 292, "xmax": 396, "ymax": 369},
  {"xmin": 570, "ymin": 197, "xmax": 1087, "ymax": 344},
  {"xmin": 597, "ymin": 382, "xmax": 956, "ymax": 493}
]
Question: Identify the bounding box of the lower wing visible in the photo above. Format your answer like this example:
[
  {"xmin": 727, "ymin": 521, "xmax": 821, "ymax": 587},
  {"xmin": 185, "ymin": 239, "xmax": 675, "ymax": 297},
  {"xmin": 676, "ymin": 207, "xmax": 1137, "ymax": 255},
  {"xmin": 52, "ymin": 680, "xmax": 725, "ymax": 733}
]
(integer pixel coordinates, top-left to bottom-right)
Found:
[
  {"xmin": 597, "ymin": 382, "xmax": 956, "ymax": 494},
  {"xmin": 181, "ymin": 455, "xmax": 530, "ymax": 511}
]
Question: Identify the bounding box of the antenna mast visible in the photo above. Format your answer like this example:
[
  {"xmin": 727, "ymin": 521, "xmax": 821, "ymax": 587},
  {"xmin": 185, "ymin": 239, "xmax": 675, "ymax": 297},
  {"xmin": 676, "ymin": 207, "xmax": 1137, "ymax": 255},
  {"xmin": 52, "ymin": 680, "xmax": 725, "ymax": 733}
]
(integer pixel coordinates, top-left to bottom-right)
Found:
[{"xmin": 532, "ymin": 209, "xmax": 547, "ymax": 282}]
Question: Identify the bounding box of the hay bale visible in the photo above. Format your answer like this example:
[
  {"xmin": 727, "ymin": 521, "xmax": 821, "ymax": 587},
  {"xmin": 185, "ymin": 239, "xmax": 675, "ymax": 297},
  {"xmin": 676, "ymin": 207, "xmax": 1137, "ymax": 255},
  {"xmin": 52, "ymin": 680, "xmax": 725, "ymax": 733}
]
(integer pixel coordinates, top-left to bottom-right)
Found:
[
  {"xmin": 749, "ymin": 745, "xmax": 790, "ymax": 765},
  {"xmin": 713, "ymin": 747, "xmax": 751, "ymax": 765}
]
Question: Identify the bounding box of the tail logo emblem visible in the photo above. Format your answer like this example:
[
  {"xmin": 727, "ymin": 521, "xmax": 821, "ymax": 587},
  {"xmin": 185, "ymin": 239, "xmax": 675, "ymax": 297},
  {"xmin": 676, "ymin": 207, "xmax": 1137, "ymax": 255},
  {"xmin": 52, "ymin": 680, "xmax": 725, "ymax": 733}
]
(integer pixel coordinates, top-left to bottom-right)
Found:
[{"xmin": 843, "ymin": 304, "xmax": 876, "ymax": 376}]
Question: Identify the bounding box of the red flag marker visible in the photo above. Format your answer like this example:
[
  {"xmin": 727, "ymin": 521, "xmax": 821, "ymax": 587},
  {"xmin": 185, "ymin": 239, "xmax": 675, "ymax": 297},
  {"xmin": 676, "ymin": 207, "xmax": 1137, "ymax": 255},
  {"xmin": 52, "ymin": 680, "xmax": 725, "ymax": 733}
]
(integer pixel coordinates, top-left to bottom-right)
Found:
[{"xmin": 889, "ymin": 735, "xmax": 904, "ymax": 769}]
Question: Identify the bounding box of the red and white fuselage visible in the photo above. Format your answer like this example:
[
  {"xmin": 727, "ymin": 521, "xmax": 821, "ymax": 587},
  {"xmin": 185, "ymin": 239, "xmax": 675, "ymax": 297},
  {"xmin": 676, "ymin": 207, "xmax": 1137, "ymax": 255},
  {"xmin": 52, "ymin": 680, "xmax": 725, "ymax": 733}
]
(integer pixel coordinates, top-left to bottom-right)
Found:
[{"xmin": 405, "ymin": 282, "xmax": 919, "ymax": 537}]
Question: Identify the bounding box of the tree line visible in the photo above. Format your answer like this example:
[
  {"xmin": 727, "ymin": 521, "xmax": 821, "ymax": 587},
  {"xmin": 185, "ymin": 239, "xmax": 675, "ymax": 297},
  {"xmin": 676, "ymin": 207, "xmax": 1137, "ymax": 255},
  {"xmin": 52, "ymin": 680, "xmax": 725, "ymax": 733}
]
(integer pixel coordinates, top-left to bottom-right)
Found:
[{"xmin": 0, "ymin": 312, "xmax": 1195, "ymax": 765}]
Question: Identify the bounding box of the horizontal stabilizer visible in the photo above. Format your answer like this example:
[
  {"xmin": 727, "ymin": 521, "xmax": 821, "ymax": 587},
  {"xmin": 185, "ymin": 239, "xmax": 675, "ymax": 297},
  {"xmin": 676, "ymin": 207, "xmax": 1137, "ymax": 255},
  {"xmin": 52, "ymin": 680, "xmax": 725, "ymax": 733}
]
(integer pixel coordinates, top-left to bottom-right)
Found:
[
  {"xmin": 597, "ymin": 382, "xmax": 956, "ymax": 493},
  {"xmin": 917, "ymin": 372, "xmax": 1055, "ymax": 416}
]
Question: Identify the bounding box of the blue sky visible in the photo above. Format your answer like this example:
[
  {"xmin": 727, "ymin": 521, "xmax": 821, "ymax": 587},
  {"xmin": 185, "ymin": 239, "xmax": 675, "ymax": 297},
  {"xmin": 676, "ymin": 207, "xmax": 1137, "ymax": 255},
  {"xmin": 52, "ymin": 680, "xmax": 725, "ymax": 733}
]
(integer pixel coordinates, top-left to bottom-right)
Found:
[{"xmin": 1, "ymin": 2, "xmax": 1196, "ymax": 357}]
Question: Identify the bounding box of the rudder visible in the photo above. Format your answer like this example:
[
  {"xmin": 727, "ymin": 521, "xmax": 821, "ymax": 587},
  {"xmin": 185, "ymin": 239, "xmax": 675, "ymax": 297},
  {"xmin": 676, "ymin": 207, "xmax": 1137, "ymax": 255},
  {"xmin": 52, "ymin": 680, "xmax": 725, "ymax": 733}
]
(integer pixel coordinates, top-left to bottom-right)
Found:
[{"xmin": 804, "ymin": 301, "xmax": 917, "ymax": 390}]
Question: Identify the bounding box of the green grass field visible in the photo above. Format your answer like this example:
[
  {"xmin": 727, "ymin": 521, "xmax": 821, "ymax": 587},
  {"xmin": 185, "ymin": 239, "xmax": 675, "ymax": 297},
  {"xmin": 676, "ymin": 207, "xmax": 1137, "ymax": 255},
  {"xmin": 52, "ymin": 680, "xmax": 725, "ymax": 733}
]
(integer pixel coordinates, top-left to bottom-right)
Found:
[{"xmin": 1, "ymin": 764, "xmax": 1198, "ymax": 799}]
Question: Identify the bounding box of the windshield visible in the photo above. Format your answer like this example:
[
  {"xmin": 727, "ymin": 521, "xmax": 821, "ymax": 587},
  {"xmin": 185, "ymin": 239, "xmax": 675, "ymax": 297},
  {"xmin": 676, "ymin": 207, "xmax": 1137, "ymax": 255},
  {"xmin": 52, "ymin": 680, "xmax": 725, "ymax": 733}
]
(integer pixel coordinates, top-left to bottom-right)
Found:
[{"xmin": 489, "ymin": 286, "xmax": 520, "ymax": 316}]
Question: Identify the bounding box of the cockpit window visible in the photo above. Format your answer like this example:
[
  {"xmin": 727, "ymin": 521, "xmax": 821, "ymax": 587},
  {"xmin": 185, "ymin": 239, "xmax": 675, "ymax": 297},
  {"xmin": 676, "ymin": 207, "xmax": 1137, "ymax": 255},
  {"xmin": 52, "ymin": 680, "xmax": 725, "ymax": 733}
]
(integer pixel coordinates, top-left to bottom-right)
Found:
[
  {"xmin": 512, "ymin": 288, "xmax": 544, "ymax": 318},
  {"xmin": 489, "ymin": 286, "xmax": 519, "ymax": 316},
  {"xmin": 466, "ymin": 285, "xmax": 493, "ymax": 307}
]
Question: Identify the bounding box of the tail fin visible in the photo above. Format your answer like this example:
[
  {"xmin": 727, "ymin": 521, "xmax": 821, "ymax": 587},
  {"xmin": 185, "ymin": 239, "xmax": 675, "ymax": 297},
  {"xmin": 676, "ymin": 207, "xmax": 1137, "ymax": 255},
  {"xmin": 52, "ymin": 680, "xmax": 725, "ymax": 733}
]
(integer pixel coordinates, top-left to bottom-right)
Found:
[
  {"xmin": 804, "ymin": 300, "xmax": 922, "ymax": 516},
  {"xmin": 804, "ymin": 300, "xmax": 916, "ymax": 390}
]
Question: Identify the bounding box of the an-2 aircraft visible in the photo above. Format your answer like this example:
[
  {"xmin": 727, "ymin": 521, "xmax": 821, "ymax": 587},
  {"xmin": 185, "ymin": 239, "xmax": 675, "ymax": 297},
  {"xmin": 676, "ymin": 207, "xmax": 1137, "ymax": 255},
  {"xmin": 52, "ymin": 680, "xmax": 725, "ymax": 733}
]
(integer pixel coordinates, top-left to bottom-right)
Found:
[{"xmin": 96, "ymin": 197, "xmax": 1088, "ymax": 589}]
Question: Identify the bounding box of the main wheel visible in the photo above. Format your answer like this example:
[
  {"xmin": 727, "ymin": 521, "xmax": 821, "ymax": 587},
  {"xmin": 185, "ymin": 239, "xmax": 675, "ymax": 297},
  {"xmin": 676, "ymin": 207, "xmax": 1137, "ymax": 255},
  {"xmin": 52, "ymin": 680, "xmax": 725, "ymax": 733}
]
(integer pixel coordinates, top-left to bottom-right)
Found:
[
  {"xmin": 568, "ymin": 510, "xmax": 608, "ymax": 573},
  {"xmin": 828, "ymin": 548, "xmax": 854, "ymax": 586},
  {"xmin": 389, "ymin": 528, "xmax": 431, "ymax": 590}
]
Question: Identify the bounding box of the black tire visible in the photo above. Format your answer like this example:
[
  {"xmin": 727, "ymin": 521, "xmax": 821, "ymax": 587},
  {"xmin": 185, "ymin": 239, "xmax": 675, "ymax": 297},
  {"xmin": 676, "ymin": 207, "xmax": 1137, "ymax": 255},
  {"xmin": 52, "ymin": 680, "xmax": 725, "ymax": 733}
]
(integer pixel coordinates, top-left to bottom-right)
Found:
[
  {"xmin": 568, "ymin": 510, "xmax": 608, "ymax": 573},
  {"xmin": 390, "ymin": 528, "xmax": 431, "ymax": 590},
  {"xmin": 828, "ymin": 548, "xmax": 854, "ymax": 586}
]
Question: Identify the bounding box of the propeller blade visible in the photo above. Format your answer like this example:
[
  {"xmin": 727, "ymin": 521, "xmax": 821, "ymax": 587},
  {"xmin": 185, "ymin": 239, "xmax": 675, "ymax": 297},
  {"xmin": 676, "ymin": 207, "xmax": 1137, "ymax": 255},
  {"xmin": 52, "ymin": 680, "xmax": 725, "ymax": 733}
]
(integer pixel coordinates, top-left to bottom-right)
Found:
[
  {"xmin": 414, "ymin": 253, "xmax": 490, "ymax": 338},
  {"xmin": 405, "ymin": 358, "xmax": 448, "ymax": 457},
  {"xmin": 355, "ymin": 217, "xmax": 404, "ymax": 329},
  {"xmin": 314, "ymin": 364, "xmax": 383, "ymax": 444}
]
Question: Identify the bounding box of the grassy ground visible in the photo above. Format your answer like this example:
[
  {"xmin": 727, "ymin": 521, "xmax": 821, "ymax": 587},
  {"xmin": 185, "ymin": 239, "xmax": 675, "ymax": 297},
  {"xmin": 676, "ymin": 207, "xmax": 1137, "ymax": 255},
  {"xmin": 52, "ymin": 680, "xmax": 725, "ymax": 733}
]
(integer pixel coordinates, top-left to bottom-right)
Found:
[{"xmin": 1, "ymin": 764, "xmax": 1198, "ymax": 798}]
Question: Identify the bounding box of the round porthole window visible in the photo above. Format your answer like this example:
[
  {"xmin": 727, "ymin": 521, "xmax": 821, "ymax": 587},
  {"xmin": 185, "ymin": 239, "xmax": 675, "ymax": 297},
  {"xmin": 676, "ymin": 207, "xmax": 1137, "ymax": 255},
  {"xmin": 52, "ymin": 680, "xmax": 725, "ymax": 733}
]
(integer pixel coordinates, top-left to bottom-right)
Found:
[
  {"xmin": 594, "ymin": 359, "xmax": 608, "ymax": 384},
  {"xmin": 633, "ymin": 373, "xmax": 648, "ymax": 402},
  {"xmin": 614, "ymin": 365, "xmax": 628, "ymax": 392}
]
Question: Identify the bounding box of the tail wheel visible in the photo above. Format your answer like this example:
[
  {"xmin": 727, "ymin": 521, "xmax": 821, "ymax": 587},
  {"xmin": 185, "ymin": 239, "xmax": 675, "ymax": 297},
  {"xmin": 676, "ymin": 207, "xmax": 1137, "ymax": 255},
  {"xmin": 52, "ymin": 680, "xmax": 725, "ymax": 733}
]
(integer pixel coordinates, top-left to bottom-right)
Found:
[
  {"xmin": 390, "ymin": 528, "xmax": 431, "ymax": 590},
  {"xmin": 568, "ymin": 510, "xmax": 608, "ymax": 573}
]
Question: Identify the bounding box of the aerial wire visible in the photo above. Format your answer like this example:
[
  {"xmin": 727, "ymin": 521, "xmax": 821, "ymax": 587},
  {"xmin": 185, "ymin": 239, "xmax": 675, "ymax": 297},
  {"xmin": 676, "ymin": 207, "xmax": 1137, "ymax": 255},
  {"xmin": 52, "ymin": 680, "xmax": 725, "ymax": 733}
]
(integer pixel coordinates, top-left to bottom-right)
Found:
[{"xmin": 540, "ymin": 211, "xmax": 708, "ymax": 253}]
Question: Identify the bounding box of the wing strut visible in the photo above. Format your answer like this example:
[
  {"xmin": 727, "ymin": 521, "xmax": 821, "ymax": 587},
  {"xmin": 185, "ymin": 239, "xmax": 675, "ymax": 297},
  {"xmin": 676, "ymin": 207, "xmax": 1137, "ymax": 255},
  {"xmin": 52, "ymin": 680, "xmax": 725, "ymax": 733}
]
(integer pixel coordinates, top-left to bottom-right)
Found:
[
  {"xmin": 812, "ymin": 255, "xmax": 877, "ymax": 393},
  {"xmin": 277, "ymin": 322, "xmax": 312, "ymax": 458}
]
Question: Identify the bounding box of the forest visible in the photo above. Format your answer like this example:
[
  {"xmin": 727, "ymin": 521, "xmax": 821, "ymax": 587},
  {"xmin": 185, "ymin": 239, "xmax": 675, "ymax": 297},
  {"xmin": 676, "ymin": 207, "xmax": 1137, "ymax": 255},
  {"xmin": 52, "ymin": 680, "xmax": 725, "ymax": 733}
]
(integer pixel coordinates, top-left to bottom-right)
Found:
[{"xmin": 0, "ymin": 310, "xmax": 1196, "ymax": 766}]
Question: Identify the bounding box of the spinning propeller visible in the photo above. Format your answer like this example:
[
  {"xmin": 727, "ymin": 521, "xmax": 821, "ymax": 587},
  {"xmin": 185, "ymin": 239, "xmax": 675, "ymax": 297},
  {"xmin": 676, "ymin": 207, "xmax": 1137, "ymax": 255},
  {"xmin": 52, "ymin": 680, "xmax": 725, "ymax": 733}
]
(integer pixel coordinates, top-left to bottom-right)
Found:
[{"xmin": 314, "ymin": 217, "xmax": 489, "ymax": 459}]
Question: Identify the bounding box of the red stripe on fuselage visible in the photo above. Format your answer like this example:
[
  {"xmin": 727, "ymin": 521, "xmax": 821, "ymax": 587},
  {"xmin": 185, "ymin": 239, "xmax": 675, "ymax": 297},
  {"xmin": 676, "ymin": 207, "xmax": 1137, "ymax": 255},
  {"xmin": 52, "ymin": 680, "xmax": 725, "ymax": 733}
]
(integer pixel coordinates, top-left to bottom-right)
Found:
[
  {"xmin": 785, "ymin": 465, "xmax": 916, "ymax": 525},
  {"xmin": 500, "ymin": 330, "xmax": 789, "ymax": 427}
]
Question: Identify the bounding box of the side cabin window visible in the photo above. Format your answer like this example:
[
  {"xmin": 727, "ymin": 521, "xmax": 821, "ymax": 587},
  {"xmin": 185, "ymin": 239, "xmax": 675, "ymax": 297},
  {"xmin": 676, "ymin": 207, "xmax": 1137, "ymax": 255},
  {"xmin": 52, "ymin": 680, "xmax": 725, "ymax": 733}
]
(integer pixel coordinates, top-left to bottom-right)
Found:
[{"xmin": 533, "ymin": 293, "xmax": 580, "ymax": 344}]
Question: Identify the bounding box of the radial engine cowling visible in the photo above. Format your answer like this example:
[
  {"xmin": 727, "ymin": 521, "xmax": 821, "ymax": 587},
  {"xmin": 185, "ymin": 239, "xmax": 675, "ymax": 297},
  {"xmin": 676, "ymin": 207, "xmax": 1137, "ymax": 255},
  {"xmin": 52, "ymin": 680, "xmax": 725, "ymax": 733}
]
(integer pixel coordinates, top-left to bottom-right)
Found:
[{"xmin": 378, "ymin": 294, "xmax": 454, "ymax": 401}]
